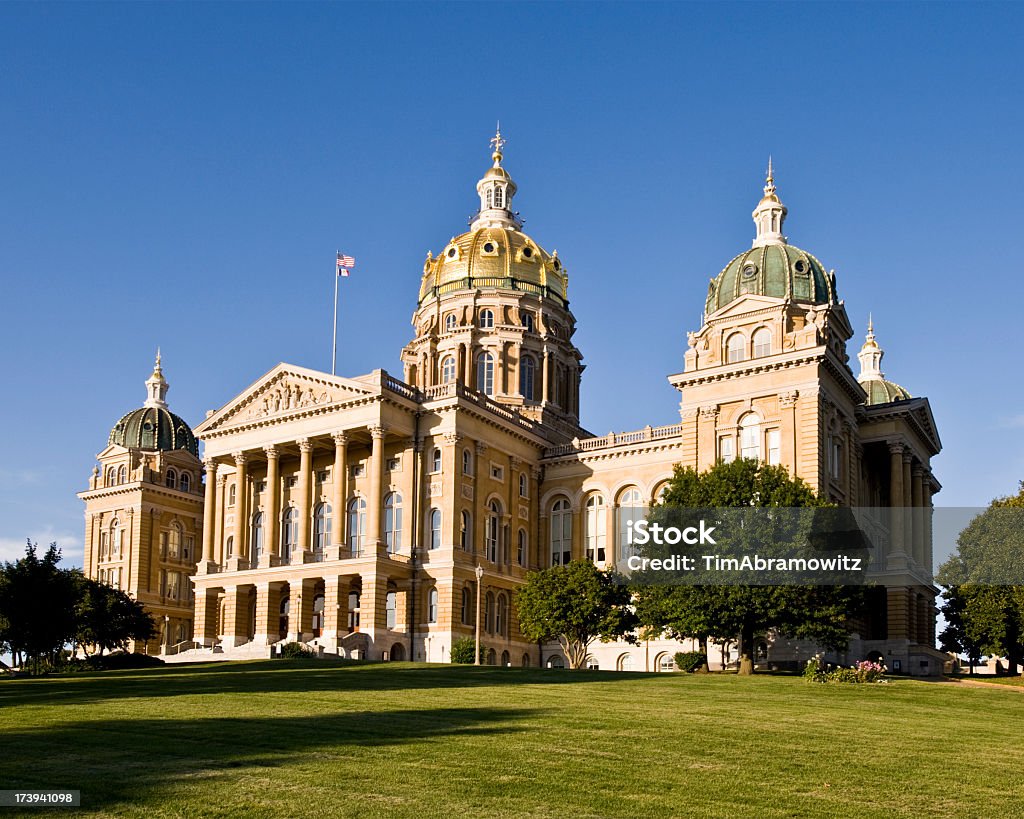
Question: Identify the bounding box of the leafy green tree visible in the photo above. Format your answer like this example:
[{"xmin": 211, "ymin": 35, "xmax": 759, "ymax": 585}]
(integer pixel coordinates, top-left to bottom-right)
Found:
[
  {"xmin": 74, "ymin": 576, "xmax": 155, "ymax": 656},
  {"xmin": 450, "ymin": 636, "xmax": 484, "ymax": 664},
  {"xmin": 516, "ymin": 559, "xmax": 637, "ymax": 669},
  {"xmin": 0, "ymin": 542, "xmax": 79, "ymax": 673},
  {"xmin": 633, "ymin": 459, "xmax": 864, "ymax": 675},
  {"xmin": 937, "ymin": 484, "xmax": 1024, "ymax": 675}
]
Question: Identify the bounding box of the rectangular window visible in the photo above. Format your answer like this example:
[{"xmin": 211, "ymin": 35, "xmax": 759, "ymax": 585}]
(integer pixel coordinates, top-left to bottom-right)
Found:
[
  {"xmin": 317, "ymin": 469, "xmax": 330, "ymax": 483},
  {"xmin": 159, "ymin": 532, "xmax": 168, "ymax": 560},
  {"xmin": 830, "ymin": 438, "xmax": 843, "ymax": 480},
  {"xmin": 386, "ymin": 457, "xmax": 401, "ymax": 472},
  {"xmin": 183, "ymin": 536, "xmax": 194, "ymax": 562},
  {"xmin": 768, "ymin": 430, "xmax": 781, "ymax": 466},
  {"xmin": 719, "ymin": 436, "xmax": 735, "ymax": 463},
  {"xmin": 255, "ymin": 481, "xmax": 266, "ymax": 493},
  {"xmin": 286, "ymin": 476, "xmax": 298, "ymax": 489},
  {"xmin": 350, "ymin": 464, "xmax": 365, "ymax": 479},
  {"xmin": 490, "ymin": 464, "xmax": 504, "ymax": 481}
]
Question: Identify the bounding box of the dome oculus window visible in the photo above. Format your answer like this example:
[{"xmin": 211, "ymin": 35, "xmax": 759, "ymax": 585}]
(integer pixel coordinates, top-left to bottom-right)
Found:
[
  {"xmin": 742, "ymin": 263, "xmax": 758, "ymax": 279},
  {"xmin": 794, "ymin": 259, "xmax": 809, "ymax": 275},
  {"xmin": 447, "ymin": 246, "xmax": 457, "ymax": 259},
  {"xmin": 522, "ymin": 246, "xmax": 533, "ymax": 258},
  {"xmin": 481, "ymin": 241, "xmax": 499, "ymax": 257}
]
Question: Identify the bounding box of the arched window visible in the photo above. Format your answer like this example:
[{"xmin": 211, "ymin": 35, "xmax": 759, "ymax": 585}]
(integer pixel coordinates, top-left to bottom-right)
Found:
[
  {"xmin": 428, "ymin": 588, "xmax": 438, "ymax": 623},
  {"xmin": 520, "ymin": 311, "xmax": 534, "ymax": 332},
  {"xmin": 347, "ymin": 590, "xmax": 361, "ymax": 631},
  {"xmin": 726, "ymin": 333, "xmax": 746, "ymax": 364},
  {"xmin": 461, "ymin": 586, "xmax": 471, "ymax": 625},
  {"xmin": 384, "ymin": 493, "xmax": 403, "ymax": 553},
  {"xmin": 618, "ymin": 653, "xmax": 635, "ymax": 671},
  {"xmin": 739, "ymin": 413, "xmax": 762, "ymax": 461},
  {"xmin": 517, "ymin": 528, "xmax": 527, "ymax": 566},
  {"xmin": 228, "ymin": 483, "xmax": 237, "ymax": 507},
  {"xmin": 486, "ymin": 500, "xmax": 501, "ymax": 563},
  {"xmin": 501, "ymin": 650, "xmax": 510, "ymax": 667},
  {"xmin": 617, "ymin": 487, "xmax": 644, "ymax": 561},
  {"xmin": 476, "ymin": 352, "xmax": 494, "ymax": 395},
  {"xmin": 347, "ymin": 497, "xmax": 366, "ymax": 554},
  {"xmin": 441, "ymin": 356, "xmax": 456, "ymax": 383},
  {"xmin": 485, "ymin": 188, "xmax": 493, "ymax": 209},
  {"xmin": 429, "ymin": 508, "xmax": 441, "ymax": 550},
  {"xmin": 251, "ymin": 512, "xmax": 265, "ymax": 561},
  {"xmin": 462, "ymin": 448, "xmax": 473, "ymax": 475},
  {"xmin": 167, "ymin": 521, "xmax": 181, "ymax": 560},
  {"xmin": 585, "ymin": 494, "xmax": 607, "ymax": 563},
  {"xmin": 479, "ymin": 309, "xmax": 494, "ymax": 329},
  {"xmin": 444, "ymin": 313, "xmax": 457, "ymax": 333},
  {"xmin": 494, "ymin": 186, "xmax": 504, "ymax": 208},
  {"xmin": 312, "ymin": 593, "xmax": 325, "ymax": 636},
  {"xmin": 180, "ymin": 472, "xmax": 191, "ymax": 492},
  {"xmin": 460, "ymin": 510, "xmax": 472, "ymax": 551},
  {"xmin": 520, "ymin": 355, "xmax": 536, "ymax": 400},
  {"xmin": 106, "ymin": 467, "xmax": 116, "ymax": 487},
  {"xmin": 519, "ymin": 473, "xmax": 528, "ymax": 498},
  {"xmin": 314, "ymin": 503, "xmax": 332, "ymax": 555},
  {"xmin": 117, "ymin": 465, "xmax": 127, "ymax": 484},
  {"xmin": 550, "ymin": 498, "xmax": 572, "ymax": 566},
  {"xmin": 165, "ymin": 468, "xmax": 177, "ymax": 488},
  {"xmin": 281, "ymin": 507, "xmax": 299, "ymax": 555},
  {"xmin": 752, "ymin": 327, "xmax": 771, "ymax": 358},
  {"xmin": 485, "ymin": 590, "xmax": 495, "ymax": 633},
  {"xmin": 225, "ymin": 535, "xmax": 234, "ymax": 557},
  {"xmin": 111, "ymin": 518, "xmax": 123, "ymax": 559},
  {"xmin": 432, "ymin": 448, "xmax": 442, "ymax": 473},
  {"xmin": 386, "ymin": 589, "xmax": 397, "ymax": 629},
  {"xmin": 496, "ymin": 593, "xmax": 508, "ymax": 637}
]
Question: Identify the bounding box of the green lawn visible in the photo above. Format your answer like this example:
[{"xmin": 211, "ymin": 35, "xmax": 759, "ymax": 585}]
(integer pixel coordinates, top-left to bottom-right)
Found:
[{"xmin": 2, "ymin": 661, "xmax": 1023, "ymax": 818}]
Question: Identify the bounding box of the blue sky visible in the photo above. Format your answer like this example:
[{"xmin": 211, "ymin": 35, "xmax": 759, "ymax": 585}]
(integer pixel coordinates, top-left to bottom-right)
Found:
[{"xmin": 1, "ymin": 2, "xmax": 1022, "ymax": 567}]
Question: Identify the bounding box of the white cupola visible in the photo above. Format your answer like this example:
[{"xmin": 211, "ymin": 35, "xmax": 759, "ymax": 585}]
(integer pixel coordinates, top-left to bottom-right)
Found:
[
  {"xmin": 751, "ymin": 157, "xmax": 788, "ymax": 247},
  {"xmin": 470, "ymin": 124, "xmax": 522, "ymax": 230}
]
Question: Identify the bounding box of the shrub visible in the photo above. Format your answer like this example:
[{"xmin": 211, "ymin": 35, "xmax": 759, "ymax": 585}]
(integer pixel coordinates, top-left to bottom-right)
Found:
[
  {"xmin": 804, "ymin": 656, "xmax": 888, "ymax": 684},
  {"xmin": 279, "ymin": 642, "xmax": 314, "ymax": 659},
  {"xmin": 450, "ymin": 637, "xmax": 484, "ymax": 664},
  {"xmin": 674, "ymin": 651, "xmax": 707, "ymax": 673}
]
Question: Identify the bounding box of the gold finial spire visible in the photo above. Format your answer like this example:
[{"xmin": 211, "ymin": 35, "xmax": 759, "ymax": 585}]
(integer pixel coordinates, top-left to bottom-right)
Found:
[
  {"xmin": 764, "ymin": 155, "xmax": 776, "ymax": 197},
  {"xmin": 490, "ymin": 121, "xmax": 506, "ymax": 166},
  {"xmin": 867, "ymin": 312, "xmax": 874, "ymax": 334},
  {"xmin": 154, "ymin": 347, "xmax": 162, "ymax": 374}
]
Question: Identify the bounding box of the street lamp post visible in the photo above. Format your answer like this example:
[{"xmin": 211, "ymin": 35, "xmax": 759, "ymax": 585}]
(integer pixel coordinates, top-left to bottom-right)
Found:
[{"xmin": 474, "ymin": 564, "xmax": 484, "ymax": 666}]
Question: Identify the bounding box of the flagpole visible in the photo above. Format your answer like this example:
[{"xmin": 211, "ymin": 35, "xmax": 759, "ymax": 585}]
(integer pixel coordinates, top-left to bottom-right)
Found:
[{"xmin": 332, "ymin": 252, "xmax": 339, "ymax": 376}]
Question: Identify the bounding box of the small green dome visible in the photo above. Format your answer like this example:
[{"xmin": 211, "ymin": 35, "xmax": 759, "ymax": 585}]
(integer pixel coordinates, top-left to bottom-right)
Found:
[
  {"xmin": 109, "ymin": 406, "xmax": 198, "ymax": 457},
  {"xmin": 863, "ymin": 379, "xmax": 911, "ymax": 406},
  {"xmin": 706, "ymin": 243, "xmax": 836, "ymax": 315}
]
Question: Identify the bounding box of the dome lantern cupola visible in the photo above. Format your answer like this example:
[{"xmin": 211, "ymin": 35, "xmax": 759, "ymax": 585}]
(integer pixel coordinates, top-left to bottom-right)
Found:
[
  {"xmin": 752, "ymin": 157, "xmax": 788, "ymax": 248},
  {"xmin": 471, "ymin": 124, "xmax": 522, "ymax": 231},
  {"xmin": 144, "ymin": 349, "xmax": 169, "ymax": 409},
  {"xmin": 108, "ymin": 353, "xmax": 199, "ymax": 457},
  {"xmin": 856, "ymin": 318, "xmax": 912, "ymax": 405}
]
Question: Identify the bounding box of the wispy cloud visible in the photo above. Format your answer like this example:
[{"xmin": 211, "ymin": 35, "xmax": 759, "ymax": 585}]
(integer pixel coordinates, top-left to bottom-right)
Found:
[
  {"xmin": 999, "ymin": 415, "xmax": 1024, "ymax": 429},
  {"xmin": 0, "ymin": 527, "xmax": 83, "ymax": 568}
]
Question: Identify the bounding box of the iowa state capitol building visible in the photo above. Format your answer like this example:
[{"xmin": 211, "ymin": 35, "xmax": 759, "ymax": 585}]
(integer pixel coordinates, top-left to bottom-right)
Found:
[{"xmin": 78, "ymin": 134, "xmax": 946, "ymax": 674}]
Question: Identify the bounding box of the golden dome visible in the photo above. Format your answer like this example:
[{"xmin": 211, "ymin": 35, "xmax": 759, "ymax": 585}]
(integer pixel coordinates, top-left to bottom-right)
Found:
[{"xmin": 418, "ymin": 226, "xmax": 568, "ymax": 306}]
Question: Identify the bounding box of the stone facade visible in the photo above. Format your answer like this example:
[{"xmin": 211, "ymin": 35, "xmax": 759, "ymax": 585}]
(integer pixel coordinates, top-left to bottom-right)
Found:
[{"xmin": 81, "ymin": 137, "xmax": 946, "ymax": 674}]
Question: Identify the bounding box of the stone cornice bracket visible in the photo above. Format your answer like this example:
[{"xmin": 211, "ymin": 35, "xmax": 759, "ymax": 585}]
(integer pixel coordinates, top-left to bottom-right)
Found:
[
  {"xmin": 233, "ymin": 452, "xmax": 248, "ymax": 466},
  {"xmin": 530, "ymin": 465, "xmax": 542, "ymax": 481},
  {"xmin": 331, "ymin": 431, "xmax": 349, "ymax": 446},
  {"xmin": 779, "ymin": 390, "xmax": 799, "ymax": 408},
  {"xmin": 443, "ymin": 432, "xmax": 463, "ymax": 446},
  {"xmin": 510, "ymin": 456, "xmax": 522, "ymax": 470},
  {"xmin": 297, "ymin": 438, "xmax": 313, "ymax": 453},
  {"xmin": 475, "ymin": 440, "xmax": 489, "ymax": 455},
  {"xmin": 699, "ymin": 405, "xmax": 719, "ymax": 420},
  {"xmin": 369, "ymin": 425, "xmax": 387, "ymax": 439},
  {"xmin": 886, "ymin": 439, "xmax": 904, "ymax": 455}
]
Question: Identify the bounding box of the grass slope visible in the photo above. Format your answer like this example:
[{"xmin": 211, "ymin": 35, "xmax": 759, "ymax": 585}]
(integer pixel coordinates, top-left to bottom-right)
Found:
[{"xmin": 2, "ymin": 662, "xmax": 1023, "ymax": 818}]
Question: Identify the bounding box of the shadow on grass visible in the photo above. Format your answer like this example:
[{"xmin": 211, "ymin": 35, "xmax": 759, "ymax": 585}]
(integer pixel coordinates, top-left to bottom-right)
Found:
[
  {"xmin": 1, "ymin": 705, "xmax": 537, "ymax": 812},
  {"xmin": 0, "ymin": 660, "xmax": 661, "ymax": 709}
]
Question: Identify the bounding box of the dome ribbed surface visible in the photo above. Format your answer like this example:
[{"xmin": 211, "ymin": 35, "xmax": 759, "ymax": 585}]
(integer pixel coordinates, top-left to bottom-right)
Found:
[
  {"xmin": 706, "ymin": 243, "xmax": 836, "ymax": 314},
  {"xmin": 109, "ymin": 406, "xmax": 198, "ymax": 457}
]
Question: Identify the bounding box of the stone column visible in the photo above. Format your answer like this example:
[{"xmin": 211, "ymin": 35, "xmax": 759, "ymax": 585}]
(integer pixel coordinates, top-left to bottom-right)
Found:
[
  {"xmin": 332, "ymin": 433, "xmax": 349, "ymax": 557},
  {"xmin": 912, "ymin": 465, "xmax": 925, "ymax": 568},
  {"xmin": 264, "ymin": 446, "xmax": 280, "ymax": 561},
  {"xmin": 698, "ymin": 406, "xmax": 719, "ymax": 472},
  {"xmin": 542, "ymin": 348, "xmax": 551, "ymax": 403},
  {"xmin": 903, "ymin": 452, "xmax": 913, "ymax": 567},
  {"xmin": 887, "ymin": 441, "xmax": 906, "ymax": 569},
  {"xmin": 463, "ymin": 342, "xmax": 473, "ymax": 386},
  {"xmin": 297, "ymin": 438, "xmax": 314, "ymax": 562},
  {"xmin": 194, "ymin": 587, "xmax": 219, "ymax": 647},
  {"xmin": 200, "ymin": 458, "xmax": 219, "ymax": 571},
  {"xmin": 923, "ymin": 476, "xmax": 934, "ymax": 577},
  {"xmin": 287, "ymin": 577, "xmax": 316, "ymax": 643},
  {"xmin": 360, "ymin": 571, "xmax": 389, "ymax": 658},
  {"xmin": 215, "ymin": 475, "xmax": 226, "ymax": 565},
  {"xmin": 231, "ymin": 453, "xmax": 249, "ymax": 569},
  {"xmin": 367, "ymin": 426, "xmax": 387, "ymax": 552},
  {"xmin": 606, "ymin": 502, "xmax": 618, "ymax": 566},
  {"xmin": 254, "ymin": 581, "xmax": 282, "ymax": 645}
]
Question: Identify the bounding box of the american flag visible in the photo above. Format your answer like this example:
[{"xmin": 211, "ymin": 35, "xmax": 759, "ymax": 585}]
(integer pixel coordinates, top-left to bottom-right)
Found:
[{"xmin": 336, "ymin": 253, "xmax": 355, "ymax": 276}]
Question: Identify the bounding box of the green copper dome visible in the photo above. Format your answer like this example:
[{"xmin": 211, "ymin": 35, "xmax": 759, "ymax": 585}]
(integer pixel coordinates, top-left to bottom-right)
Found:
[
  {"xmin": 863, "ymin": 378, "xmax": 911, "ymax": 406},
  {"xmin": 109, "ymin": 406, "xmax": 198, "ymax": 457},
  {"xmin": 705, "ymin": 243, "xmax": 837, "ymax": 315}
]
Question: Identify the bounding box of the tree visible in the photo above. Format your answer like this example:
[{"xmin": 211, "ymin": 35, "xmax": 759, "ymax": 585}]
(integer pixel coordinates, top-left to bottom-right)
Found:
[
  {"xmin": 937, "ymin": 484, "xmax": 1024, "ymax": 676},
  {"xmin": 516, "ymin": 559, "xmax": 637, "ymax": 669},
  {"xmin": 0, "ymin": 542, "xmax": 79, "ymax": 673},
  {"xmin": 450, "ymin": 636, "xmax": 485, "ymax": 664},
  {"xmin": 74, "ymin": 576, "xmax": 155, "ymax": 656},
  {"xmin": 633, "ymin": 459, "xmax": 864, "ymax": 675}
]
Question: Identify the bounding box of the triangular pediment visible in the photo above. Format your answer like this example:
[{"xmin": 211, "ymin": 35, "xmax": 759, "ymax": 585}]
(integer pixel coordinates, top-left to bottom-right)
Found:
[
  {"xmin": 708, "ymin": 294, "xmax": 784, "ymax": 322},
  {"xmin": 195, "ymin": 363, "xmax": 376, "ymax": 434}
]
